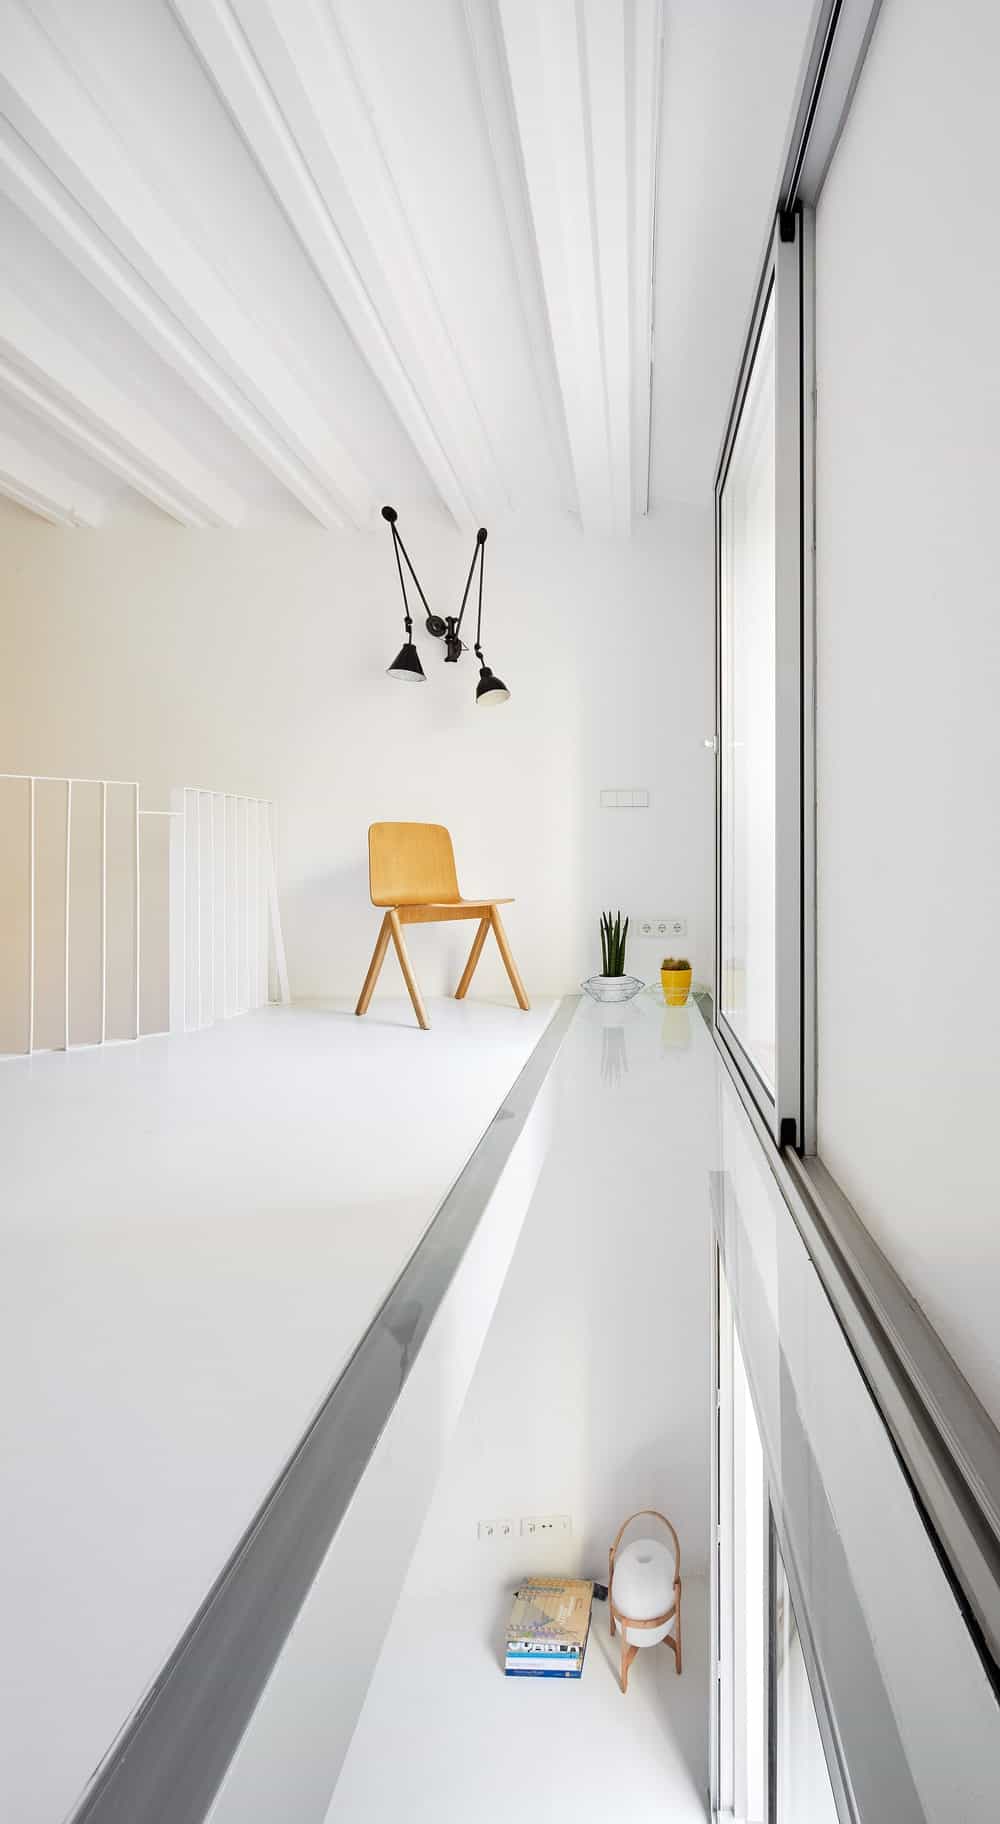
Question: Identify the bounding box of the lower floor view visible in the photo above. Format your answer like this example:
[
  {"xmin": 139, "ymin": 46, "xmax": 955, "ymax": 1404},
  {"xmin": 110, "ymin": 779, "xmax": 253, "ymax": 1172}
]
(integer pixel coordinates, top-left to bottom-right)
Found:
[{"xmin": 4, "ymin": 990, "xmax": 999, "ymax": 1824}]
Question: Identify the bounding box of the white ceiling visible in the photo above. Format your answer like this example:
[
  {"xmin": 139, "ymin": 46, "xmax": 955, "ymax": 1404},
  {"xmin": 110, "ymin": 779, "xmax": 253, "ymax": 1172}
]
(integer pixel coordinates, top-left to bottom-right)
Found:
[{"xmin": 0, "ymin": 0, "xmax": 816, "ymax": 535}]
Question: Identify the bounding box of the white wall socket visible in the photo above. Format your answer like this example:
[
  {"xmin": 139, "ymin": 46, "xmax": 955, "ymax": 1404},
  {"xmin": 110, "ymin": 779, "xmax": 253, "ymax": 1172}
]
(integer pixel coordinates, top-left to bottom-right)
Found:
[
  {"xmin": 637, "ymin": 916, "xmax": 687, "ymax": 940},
  {"xmin": 520, "ymin": 1514, "xmax": 572, "ymax": 1538},
  {"xmin": 478, "ymin": 1518, "xmax": 514, "ymax": 1541}
]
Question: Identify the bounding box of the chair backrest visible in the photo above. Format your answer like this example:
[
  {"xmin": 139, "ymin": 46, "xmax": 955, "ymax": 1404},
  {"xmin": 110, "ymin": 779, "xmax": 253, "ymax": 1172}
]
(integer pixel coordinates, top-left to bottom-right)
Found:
[{"xmin": 368, "ymin": 822, "xmax": 461, "ymax": 907}]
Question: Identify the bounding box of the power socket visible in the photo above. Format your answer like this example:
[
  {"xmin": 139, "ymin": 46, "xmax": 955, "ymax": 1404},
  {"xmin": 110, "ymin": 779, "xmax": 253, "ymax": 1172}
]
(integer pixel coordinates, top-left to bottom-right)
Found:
[
  {"xmin": 478, "ymin": 1518, "xmax": 514, "ymax": 1541},
  {"xmin": 520, "ymin": 1514, "xmax": 572, "ymax": 1539},
  {"xmin": 638, "ymin": 916, "xmax": 687, "ymax": 940}
]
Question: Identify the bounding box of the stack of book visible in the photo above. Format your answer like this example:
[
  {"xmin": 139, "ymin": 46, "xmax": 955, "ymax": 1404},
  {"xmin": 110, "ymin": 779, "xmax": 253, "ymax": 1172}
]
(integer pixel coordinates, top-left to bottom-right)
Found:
[{"xmin": 504, "ymin": 1577, "xmax": 593, "ymax": 1678}]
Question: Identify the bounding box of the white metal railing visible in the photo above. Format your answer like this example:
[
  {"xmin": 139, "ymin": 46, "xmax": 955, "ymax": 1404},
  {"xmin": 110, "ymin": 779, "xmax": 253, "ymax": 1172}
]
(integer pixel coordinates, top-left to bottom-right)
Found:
[
  {"xmin": 169, "ymin": 787, "xmax": 289, "ymax": 1035},
  {"xmin": 1, "ymin": 774, "xmax": 289, "ymax": 1057}
]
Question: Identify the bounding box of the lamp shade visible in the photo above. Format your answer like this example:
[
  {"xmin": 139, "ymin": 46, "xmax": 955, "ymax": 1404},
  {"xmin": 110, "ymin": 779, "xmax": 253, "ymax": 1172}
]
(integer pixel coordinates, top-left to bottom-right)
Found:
[
  {"xmin": 612, "ymin": 1537, "xmax": 677, "ymax": 1648},
  {"xmin": 387, "ymin": 641, "xmax": 425, "ymax": 682},
  {"xmin": 475, "ymin": 664, "xmax": 509, "ymax": 706}
]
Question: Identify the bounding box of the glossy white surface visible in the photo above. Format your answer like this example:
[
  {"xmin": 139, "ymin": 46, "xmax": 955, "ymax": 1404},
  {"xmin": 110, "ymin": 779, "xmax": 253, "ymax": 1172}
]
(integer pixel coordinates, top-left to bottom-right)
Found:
[{"xmin": 0, "ymin": 994, "xmax": 555, "ymax": 1824}]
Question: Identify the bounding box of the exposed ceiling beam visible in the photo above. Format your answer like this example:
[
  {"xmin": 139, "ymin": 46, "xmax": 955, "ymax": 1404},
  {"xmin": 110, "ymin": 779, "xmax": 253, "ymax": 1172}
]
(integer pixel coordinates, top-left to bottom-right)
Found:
[
  {"xmin": 629, "ymin": 0, "xmax": 664, "ymax": 519},
  {"xmin": 0, "ymin": 427, "xmax": 105, "ymax": 526},
  {"xmin": 0, "ymin": 121, "xmax": 357, "ymax": 533},
  {"xmin": 170, "ymin": 0, "xmax": 505, "ymax": 525},
  {"xmin": 496, "ymin": 0, "xmax": 662, "ymax": 535},
  {"xmin": 0, "ymin": 281, "xmax": 244, "ymax": 527},
  {"xmin": 0, "ymin": 0, "xmax": 373, "ymax": 528},
  {"xmin": 460, "ymin": 0, "xmax": 577, "ymax": 515}
]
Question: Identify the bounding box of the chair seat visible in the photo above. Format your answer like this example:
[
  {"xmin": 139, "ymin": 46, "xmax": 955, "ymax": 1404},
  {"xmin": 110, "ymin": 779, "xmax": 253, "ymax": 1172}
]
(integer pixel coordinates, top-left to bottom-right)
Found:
[{"xmin": 394, "ymin": 898, "xmax": 512, "ymax": 925}]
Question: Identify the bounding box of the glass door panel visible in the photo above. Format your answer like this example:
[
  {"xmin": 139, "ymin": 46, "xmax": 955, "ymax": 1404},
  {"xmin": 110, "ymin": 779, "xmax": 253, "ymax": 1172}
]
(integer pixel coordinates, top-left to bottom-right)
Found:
[
  {"xmin": 720, "ymin": 289, "xmax": 777, "ymax": 1093},
  {"xmin": 715, "ymin": 214, "xmax": 804, "ymax": 1146},
  {"xmin": 772, "ymin": 1537, "xmax": 839, "ymax": 1824}
]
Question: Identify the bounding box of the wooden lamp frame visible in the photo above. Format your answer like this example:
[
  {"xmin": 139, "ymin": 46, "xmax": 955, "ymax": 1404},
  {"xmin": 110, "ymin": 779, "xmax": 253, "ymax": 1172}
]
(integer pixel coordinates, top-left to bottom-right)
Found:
[{"xmin": 608, "ymin": 1508, "xmax": 682, "ymax": 1693}]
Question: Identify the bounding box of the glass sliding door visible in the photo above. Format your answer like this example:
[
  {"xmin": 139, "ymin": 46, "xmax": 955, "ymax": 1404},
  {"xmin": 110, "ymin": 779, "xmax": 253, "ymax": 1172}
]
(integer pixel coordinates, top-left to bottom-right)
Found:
[
  {"xmin": 715, "ymin": 211, "xmax": 809, "ymax": 1147},
  {"xmin": 720, "ymin": 289, "xmax": 777, "ymax": 1092},
  {"xmin": 715, "ymin": 1265, "xmax": 768, "ymax": 1824},
  {"xmin": 771, "ymin": 1533, "xmax": 840, "ymax": 1824}
]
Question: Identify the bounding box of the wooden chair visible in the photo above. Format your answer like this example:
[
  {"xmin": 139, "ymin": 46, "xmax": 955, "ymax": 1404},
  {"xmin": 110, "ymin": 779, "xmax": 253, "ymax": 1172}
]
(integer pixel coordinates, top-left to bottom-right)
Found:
[{"xmin": 355, "ymin": 822, "xmax": 530, "ymax": 1031}]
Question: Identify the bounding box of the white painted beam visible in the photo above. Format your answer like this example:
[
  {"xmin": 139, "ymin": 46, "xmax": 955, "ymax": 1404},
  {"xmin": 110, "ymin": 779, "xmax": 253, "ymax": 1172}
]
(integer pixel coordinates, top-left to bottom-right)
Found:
[
  {"xmin": 0, "ymin": 426, "xmax": 105, "ymax": 525},
  {"xmin": 460, "ymin": 0, "xmax": 576, "ymax": 514},
  {"xmin": 0, "ymin": 0, "xmax": 373, "ymax": 528},
  {"xmin": 629, "ymin": 0, "xmax": 664, "ymax": 519},
  {"xmin": 496, "ymin": 0, "xmax": 662, "ymax": 535},
  {"xmin": 170, "ymin": 0, "xmax": 504, "ymax": 525},
  {"xmin": 0, "ymin": 121, "xmax": 356, "ymax": 532},
  {"xmin": 0, "ymin": 281, "xmax": 243, "ymax": 527}
]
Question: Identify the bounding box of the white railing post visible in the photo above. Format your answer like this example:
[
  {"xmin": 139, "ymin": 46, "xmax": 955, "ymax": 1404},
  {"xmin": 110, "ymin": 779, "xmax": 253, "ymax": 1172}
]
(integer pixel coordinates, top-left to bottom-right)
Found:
[
  {"xmin": 63, "ymin": 777, "xmax": 72, "ymax": 1051},
  {"xmin": 27, "ymin": 776, "xmax": 36, "ymax": 1053}
]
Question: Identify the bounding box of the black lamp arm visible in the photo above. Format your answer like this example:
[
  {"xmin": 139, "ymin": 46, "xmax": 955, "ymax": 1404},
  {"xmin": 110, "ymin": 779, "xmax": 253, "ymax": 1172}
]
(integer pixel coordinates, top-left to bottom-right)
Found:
[
  {"xmin": 455, "ymin": 527, "xmax": 488, "ymax": 649},
  {"xmin": 389, "ymin": 523, "xmax": 412, "ymax": 635},
  {"xmin": 382, "ymin": 504, "xmax": 441, "ymax": 636}
]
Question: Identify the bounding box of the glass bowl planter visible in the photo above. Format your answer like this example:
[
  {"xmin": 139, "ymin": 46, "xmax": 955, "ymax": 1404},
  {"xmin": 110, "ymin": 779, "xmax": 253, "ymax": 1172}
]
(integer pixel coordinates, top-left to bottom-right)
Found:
[{"xmin": 581, "ymin": 973, "xmax": 645, "ymax": 1005}]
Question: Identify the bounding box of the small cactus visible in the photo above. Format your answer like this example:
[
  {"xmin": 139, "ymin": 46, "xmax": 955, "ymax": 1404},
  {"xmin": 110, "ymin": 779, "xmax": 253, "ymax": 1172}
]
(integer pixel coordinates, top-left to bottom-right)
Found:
[
  {"xmin": 661, "ymin": 957, "xmax": 691, "ymax": 972},
  {"xmin": 600, "ymin": 910, "xmax": 629, "ymax": 976}
]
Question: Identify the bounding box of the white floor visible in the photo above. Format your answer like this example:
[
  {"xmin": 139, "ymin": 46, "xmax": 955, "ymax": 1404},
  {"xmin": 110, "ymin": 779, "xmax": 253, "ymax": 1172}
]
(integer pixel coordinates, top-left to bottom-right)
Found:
[
  {"xmin": 0, "ymin": 993, "xmax": 555, "ymax": 1824},
  {"xmin": 325, "ymin": 991, "xmax": 716, "ymax": 1823},
  {"xmin": 327, "ymin": 1569, "xmax": 709, "ymax": 1824}
]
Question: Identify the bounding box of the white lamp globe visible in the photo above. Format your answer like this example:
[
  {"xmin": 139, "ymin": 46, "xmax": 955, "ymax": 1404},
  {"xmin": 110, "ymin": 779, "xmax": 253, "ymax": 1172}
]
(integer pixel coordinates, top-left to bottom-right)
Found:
[{"xmin": 613, "ymin": 1535, "xmax": 676, "ymax": 1648}]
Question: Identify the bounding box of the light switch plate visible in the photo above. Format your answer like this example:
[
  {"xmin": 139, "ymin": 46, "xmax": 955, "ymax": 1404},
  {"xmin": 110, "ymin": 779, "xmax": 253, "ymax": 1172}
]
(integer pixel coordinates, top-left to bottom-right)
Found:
[{"xmin": 599, "ymin": 788, "xmax": 649, "ymax": 808}]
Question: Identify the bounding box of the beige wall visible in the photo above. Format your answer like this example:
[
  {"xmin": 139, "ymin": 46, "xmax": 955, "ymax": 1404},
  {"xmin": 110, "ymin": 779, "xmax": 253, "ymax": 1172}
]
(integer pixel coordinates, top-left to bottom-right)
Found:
[{"xmin": 0, "ymin": 498, "xmax": 713, "ymax": 1010}]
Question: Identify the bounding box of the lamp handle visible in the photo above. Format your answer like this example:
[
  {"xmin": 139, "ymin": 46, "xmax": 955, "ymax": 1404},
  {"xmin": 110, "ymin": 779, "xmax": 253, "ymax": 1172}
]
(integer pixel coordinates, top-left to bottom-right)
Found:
[{"xmin": 608, "ymin": 1509, "xmax": 681, "ymax": 1582}]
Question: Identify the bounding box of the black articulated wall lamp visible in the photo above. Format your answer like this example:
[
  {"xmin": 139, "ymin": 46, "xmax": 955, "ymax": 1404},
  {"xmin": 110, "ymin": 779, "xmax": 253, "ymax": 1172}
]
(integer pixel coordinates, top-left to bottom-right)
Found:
[{"xmin": 381, "ymin": 505, "xmax": 510, "ymax": 706}]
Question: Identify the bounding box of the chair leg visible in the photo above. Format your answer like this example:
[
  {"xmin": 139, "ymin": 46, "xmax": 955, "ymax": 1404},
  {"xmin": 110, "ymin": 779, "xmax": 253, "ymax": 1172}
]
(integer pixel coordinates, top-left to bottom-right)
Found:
[
  {"xmin": 455, "ymin": 917, "xmax": 490, "ymax": 999},
  {"xmin": 489, "ymin": 907, "xmax": 530, "ymax": 1011},
  {"xmin": 356, "ymin": 913, "xmax": 391, "ymax": 1016},
  {"xmin": 389, "ymin": 909, "xmax": 430, "ymax": 1030}
]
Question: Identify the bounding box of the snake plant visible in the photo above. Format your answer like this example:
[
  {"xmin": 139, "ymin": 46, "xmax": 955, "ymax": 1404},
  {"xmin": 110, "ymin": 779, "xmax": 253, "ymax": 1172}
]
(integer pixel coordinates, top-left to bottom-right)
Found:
[{"xmin": 600, "ymin": 909, "xmax": 629, "ymax": 977}]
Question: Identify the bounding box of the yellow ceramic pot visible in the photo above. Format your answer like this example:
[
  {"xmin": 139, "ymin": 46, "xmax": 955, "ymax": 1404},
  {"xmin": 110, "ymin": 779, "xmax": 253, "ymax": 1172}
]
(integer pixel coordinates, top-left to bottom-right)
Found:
[{"xmin": 661, "ymin": 966, "xmax": 692, "ymax": 1007}]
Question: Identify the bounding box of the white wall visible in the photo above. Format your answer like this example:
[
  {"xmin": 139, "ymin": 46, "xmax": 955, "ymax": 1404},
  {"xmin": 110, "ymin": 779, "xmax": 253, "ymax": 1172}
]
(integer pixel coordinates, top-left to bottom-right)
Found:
[
  {"xmin": 0, "ymin": 499, "xmax": 713, "ymax": 1003},
  {"xmin": 815, "ymin": 0, "xmax": 1000, "ymax": 1422}
]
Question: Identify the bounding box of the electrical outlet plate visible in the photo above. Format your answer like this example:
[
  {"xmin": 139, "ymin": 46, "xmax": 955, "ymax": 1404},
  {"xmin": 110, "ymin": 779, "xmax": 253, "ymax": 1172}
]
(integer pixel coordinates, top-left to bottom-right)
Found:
[
  {"xmin": 478, "ymin": 1518, "xmax": 513, "ymax": 1541},
  {"xmin": 638, "ymin": 916, "xmax": 687, "ymax": 940},
  {"xmin": 520, "ymin": 1514, "xmax": 572, "ymax": 1538}
]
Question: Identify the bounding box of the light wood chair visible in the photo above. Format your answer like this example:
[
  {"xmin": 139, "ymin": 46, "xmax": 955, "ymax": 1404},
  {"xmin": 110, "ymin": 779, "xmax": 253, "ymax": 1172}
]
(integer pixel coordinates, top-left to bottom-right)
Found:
[{"xmin": 355, "ymin": 822, "xmax": 530, "ymax": 1031}]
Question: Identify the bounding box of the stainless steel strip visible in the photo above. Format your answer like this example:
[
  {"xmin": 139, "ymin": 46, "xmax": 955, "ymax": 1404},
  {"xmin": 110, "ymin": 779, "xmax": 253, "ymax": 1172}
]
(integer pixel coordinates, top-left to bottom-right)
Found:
[{"xmin": 66, "ymin": 996, "xmax": 578, "ymax": 1824}]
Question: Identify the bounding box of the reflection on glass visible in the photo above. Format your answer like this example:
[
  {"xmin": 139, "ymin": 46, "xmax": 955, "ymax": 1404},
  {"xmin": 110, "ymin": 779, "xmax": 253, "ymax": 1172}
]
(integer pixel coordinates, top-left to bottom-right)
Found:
[
  {"xmin": 720, "ymin": 290, "xmax": 776, "ymax": 1091},
  {"xmin": 600, "ymin": 1023, "xmax": 629, "ymax": 1087},
  {"xmin": 773, "ymin": 1544, "xmax": 839, "ymax": 1824},
  {"xmin": 734, "ymin": 1326, "xmax": 766, "ymax": 1824}
]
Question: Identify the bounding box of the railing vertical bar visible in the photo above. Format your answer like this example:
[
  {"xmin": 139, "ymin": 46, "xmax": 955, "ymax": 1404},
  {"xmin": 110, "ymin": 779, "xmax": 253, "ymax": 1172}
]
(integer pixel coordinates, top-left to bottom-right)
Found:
[
  {"xmin": 260, "ymin": 803, "xmax": 267, "ymax": 1007},
  {"xmin": 208, "ymin": 792, "xmax": 216, "ymax": 1025},
  {"xmin": 219, "ymin": 794, "xmax": 227, "ymax": 1023},
  {"xmin": 243, "ymin": 797, "xmax": 251, "ymax": 1014},
  {"xmin": 63, "ymin": 777, "xmax": 72, "ymax": 1050},
  {"xmin": 134, "ymin": 783, "xmax": 141, "ymax": 1039},
  {"xmin": 100, "ymin": 781, "xmax": 108, "ymax": 1044},
  {"xmin": 253, "ymin": 801, "xmax": 261, "ymax": 1008},
  {"xmin": 27, "ymin": 777, "xmax": 36, "ymax": 1053},
  {"xmin": 194, "ymin": 788, "xmax": 202, "ymax": 1031}
]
